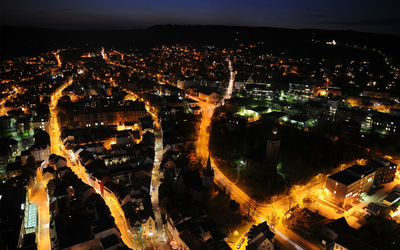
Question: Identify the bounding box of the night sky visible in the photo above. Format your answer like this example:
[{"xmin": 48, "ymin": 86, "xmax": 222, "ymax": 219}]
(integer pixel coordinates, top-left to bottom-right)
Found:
[{"xmin": 1, "ymin": 0, "xmax": 400, "ymax": 34}]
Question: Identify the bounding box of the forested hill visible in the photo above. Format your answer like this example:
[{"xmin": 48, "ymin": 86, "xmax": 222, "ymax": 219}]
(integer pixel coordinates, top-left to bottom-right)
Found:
[{"xmin": 1, "ymin": 24, "xmax": 399, "ymax": 61}]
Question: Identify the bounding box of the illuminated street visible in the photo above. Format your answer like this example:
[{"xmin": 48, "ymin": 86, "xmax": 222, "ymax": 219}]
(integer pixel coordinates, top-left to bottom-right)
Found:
[
  {"xmin": 222, "ymin": 59, "xmax": 235, "ymax": 104},
  {"xmin": 27, "ymin": 75, "xmax": 74, "ymax": 250},
  {"xmin": 28, "ymin": 170, "xmax": 51, "ymax": 250},
  {"xmin": 149, "ymin": 128, "xmax": 169, "ymax": 247},
  {"xmin": 47, "ymin": 75, "xmax": 144, "ymax": 249},
  {"xmin": 2, "ymin": 14, "xmax": 400, "ymax": 249},
  {"xmin": 190, "ymin": 62, "xmax": 324, "ymax": 250}
]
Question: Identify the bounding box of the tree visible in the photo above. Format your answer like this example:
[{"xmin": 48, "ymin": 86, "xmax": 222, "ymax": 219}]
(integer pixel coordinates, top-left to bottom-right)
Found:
[
  {"xmin": 247, "ymin": 201, "xmax": 257, "ymax": 218},
  {"xmin": 268, "ymin": 211, "xmax": 279, "ymax": 228},
  {"xmin": 287, "ymin": 194, "xmax": 296, "ymax": 212},
  {"xmin": 229, "ymin": 200, "xmax": 240, "ymax": 211}
]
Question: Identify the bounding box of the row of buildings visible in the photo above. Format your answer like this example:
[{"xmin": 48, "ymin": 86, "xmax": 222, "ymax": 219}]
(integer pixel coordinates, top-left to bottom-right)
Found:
[{"xmin": 61, "ymin": 124, "xmax": 157, "ymax": 238}]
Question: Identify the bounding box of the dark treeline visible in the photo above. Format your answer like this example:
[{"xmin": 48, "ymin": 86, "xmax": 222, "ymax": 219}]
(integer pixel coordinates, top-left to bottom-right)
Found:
[{"xmin": 1, "ymin": 25, "xmax": 400, "ymax": 61}]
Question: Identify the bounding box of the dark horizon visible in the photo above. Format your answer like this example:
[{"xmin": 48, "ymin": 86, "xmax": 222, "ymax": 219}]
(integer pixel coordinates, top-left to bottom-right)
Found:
[
  {"xmin": 2, "ymin": 23, "xmax": 400, "ymax": 38},
  {"xmin": 1, "ymin": 0, "xmax": 400, "ymax": 35}
]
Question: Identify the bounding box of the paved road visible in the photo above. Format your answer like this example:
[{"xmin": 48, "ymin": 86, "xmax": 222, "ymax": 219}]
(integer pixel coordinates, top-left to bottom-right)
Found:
[
  {"xmin": 150, "ymin": 128, "xmax": 170, "ymax": 248},
  {"xmin": 188, "ymin": 60, "xmax": 322, "ymax": 250}
]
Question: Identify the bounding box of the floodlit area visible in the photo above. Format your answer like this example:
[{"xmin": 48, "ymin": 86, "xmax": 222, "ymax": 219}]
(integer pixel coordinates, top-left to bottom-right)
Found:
[
  {"xmin": 47, "ymin": 74, "xmax": 144, "ymax": 249},
  {"xmin": 28, "ymin": 170, "xmax": 51, "ymax": 250},
  {"xmin": 3, "ymin": 37, "xmax": 400, "ymax": 250},
  {"xmin": 189, "ymin": 64, "xmax": 319, "ymax": 249}
]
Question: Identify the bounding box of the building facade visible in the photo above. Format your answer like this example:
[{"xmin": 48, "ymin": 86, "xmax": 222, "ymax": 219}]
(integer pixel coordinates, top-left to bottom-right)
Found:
[
  {"xmin": 30, "ymin": 145, "xmax": 51, "ymax": 163},
  {"xmin": 369, "ymin": 157, "xmax": 397, "ymax": 185},
  {"xmin": 325, "ymin": 165, "xmax": 375, "ymax": 207}
]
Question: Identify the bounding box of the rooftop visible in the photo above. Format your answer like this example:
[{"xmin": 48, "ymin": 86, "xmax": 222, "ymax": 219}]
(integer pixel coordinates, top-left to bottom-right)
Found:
[
  {"xmin": 329, "ymin": 164, "xmax": 375, "ymax": 185},
  {"xmin": 328, "ymin": 170, "xmax": 360, "ymax": 185}
]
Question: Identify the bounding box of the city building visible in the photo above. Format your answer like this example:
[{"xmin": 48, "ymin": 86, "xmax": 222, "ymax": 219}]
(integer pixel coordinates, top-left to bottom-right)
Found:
[
  {"xmin": 157, "ymin": 84, "xmax": 184, "ymax": 97},
  {"xmin": 279, "ymin": 115, "xmax": 318, "ymax": 130},
  {"xmin": 177, "ymin": 78, "xmax": 201, "ymax": 89},
  {"xmin": 369, "ymin": 157, "xmax": 397, "ymax": 186},
  {"xmin": 288, "ymin": 82, "xmax": 315, "ymax": 101},
  {"xmin": 244, "ymin": 76, "xmax": 274, "ymax": 100},
  {"xmin": 72, "ymin": 101, "xmax": 148, "ymax": 127},
  {"xmin": 325, "ymin": 165, "xmax": 375, "ymax": 207},
  {"xmin": 382, "ymin": 191, "xmax": 400, "ymax": 206},
  {"xmin": 167, "ymin": 217, "xmax": 191, "ymax": 250},
  {"xmin": 371, "ymin": 113, "xmax": 400, "ymax": 135},
  {"xmin": 48, "ymin": 170, "xmax": 121, "ymax": 250},
  {"xmin": 32, "ymin": 116, "xmax": 49, "ymax": 132}
]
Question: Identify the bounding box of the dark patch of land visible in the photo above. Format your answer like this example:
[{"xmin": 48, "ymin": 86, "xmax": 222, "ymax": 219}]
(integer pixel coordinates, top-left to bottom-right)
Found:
[{"xmin": 1, "ymin": 25, "xmax": 400, "ymax": 61}]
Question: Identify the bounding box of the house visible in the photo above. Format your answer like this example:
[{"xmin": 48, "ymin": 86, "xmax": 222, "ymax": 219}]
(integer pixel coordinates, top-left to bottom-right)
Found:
[
  {"xmin": 382, "ymin": 191, "xmax": 400, "ymax": 206},
  {"xmin": 234, "ymin": 78, "xmax": 246, "ymax": 91},
  {"xmin": 167, "ymin": 217, "xmax": 191, "ymax": 250},
  {"xmin": 142, "ymin": 216, "xmax": 156, "ymax": 237},
  {"xmin": 48, "ymin": 154, "xmax": 69, "ymax": 178},
  {"xmin": 121, "ymin": 191, "xmax": 155, "ymax": 236},
  {"xmin": 320, "ymin": 217, "xmax": 376, "ymax": 250},
  {"xmin": 157, "ymin": 84, "xmax": 184, "ymax": 97},
  {"xmin": 188, "ymin": 105, "xmax": 202, "ymax": 115},
  {"xmin": 30, "ymin": 144, "xmax": 51, "ymax": 163},
  {"xmin": 246, "ymin": 221, "xmax": 275, "ymax": 250},
  {"xmin": 81, "ymin": 142, "xmax": 104, "ymax": 154},
  {"xmin": 48, "ymin": 154, "xmax": 68, "ymax": 169},
  {"xmin": 166, "ymin": 213, "xmax": 212, "ymax": 250},
  {"xmin": 177, "ymin": 78, "xmax": 201, "ymax": 89},
  {"xmin": 198, "ymin": 89, "xmax": 220, "ymax": 104},
  {"xmin": 48, "ymin": 170, "xmax": 121, "ymax": 250}
]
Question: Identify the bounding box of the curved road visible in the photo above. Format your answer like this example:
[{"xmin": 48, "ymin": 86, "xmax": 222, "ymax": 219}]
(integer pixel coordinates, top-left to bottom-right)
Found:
[{"xmin": 191, "ymin": 60, "xmax": 321, "ymax": 250}]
